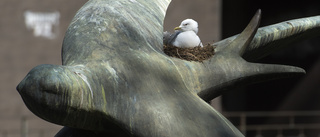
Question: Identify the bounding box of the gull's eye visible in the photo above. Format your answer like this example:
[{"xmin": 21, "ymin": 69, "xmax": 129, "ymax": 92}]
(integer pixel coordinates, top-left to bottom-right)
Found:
[{"xmin": 184, "ymin": 23, "xmax": 189, "ymax": 26}]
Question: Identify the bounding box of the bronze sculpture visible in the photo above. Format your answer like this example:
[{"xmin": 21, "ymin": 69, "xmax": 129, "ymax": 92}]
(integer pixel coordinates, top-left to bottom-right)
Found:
[{"xmin": 16, "ymin": 0, "xmax": 320, "ymax": 136}]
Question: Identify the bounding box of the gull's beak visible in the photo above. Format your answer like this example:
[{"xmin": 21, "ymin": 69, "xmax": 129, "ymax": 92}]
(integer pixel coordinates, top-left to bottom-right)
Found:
[{"xmin": 174, "ymin": 27, "xmax": 181, "ymax": 30}]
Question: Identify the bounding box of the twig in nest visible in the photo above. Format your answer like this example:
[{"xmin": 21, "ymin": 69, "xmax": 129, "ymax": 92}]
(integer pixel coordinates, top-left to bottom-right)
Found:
[{"xmin": 186, "ymin": 52, "xmax": 200, "ymax": 62}]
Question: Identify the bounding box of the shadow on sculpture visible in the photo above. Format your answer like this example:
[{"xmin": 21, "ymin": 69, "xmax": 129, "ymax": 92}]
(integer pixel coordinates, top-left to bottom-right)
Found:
[{"xmin": 16, "ymin": 0, "xmax": 320, "ymax": 136}]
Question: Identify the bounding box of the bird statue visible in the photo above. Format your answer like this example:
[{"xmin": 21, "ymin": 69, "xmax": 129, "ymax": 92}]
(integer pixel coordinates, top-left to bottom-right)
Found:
[
  {"xmin": 168, "ymin": 19, "xmax": 203, "ymax": 48},
  {"xmin": 15, "ymin": 0, "xmax": 320, "ymax": 136}
]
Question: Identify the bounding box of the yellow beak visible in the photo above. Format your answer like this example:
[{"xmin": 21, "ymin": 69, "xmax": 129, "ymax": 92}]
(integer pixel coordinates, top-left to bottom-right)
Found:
[{"xmin": 174, "ymin": 27, "xmax": 181, "ymax": 30}]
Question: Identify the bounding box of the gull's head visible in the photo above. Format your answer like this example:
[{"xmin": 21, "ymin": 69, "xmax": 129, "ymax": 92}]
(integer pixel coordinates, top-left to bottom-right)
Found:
[{"xmin": 174, "ymin": 19, "xmax": 199, "ymax": 34}]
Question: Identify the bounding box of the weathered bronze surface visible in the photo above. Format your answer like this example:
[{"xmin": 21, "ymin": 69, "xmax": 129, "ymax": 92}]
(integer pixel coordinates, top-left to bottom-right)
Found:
[{"xmin": 16, "ymin": 0, "xmax": 320, "ymax": 136}]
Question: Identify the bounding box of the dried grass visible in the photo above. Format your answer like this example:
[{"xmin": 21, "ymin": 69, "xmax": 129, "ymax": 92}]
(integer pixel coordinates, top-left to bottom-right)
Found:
[{"xmin": 163, "ymin": 43, "xmax": 215, "ymax": 62}]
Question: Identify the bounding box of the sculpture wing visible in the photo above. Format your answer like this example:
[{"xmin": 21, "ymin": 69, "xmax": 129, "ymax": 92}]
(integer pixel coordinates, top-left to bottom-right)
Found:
[{"xmin": 214, "ymin": 15, "xmax": 320, "ymax": 61}]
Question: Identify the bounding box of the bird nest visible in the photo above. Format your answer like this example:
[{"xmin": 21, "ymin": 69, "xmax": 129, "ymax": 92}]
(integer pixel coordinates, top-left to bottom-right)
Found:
[{"xmin": 163, "ymin": 43, "xmax": 215, "ymax": 62}]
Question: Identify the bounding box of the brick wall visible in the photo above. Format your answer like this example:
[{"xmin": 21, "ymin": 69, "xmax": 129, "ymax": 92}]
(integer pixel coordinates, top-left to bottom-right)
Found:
[{"xmin": 0, "ymin": 0, "xmax": 87, "ymax": 136}]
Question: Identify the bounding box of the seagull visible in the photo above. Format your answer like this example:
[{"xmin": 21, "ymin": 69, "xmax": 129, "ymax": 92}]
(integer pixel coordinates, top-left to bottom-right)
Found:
[{"xmin": 168, "ymin": 19, "xmax": 203, "ymax": 48}]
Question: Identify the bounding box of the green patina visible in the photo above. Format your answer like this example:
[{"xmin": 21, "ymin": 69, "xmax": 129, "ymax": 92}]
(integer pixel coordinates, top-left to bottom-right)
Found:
[
  {"xmin": 15, "ymin": 0, "xmax": 320, "ymax": 136},
  {"xmin": 100, "ymin": 85, "xmax": 108, "ymax": 113}
]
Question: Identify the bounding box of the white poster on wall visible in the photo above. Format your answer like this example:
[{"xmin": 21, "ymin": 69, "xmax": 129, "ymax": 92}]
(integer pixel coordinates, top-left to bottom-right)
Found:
[{"xmin": 24, "ymin": 11, "xmax": 60, "ymax": 39}]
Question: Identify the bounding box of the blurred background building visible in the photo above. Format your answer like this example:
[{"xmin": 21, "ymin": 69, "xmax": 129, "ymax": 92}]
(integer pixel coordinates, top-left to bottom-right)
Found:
[
  {"xmin": 1, "ymin": 0, "xmax": 320, "ymax": 136},
  {"xmin": 0, "ymin": 0, "xmax": 87, "ymax": 136}
]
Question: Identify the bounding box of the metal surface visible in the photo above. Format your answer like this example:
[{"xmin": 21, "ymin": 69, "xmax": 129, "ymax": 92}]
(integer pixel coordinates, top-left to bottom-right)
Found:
[{"xmin": 15, "ymin": 0, "xmax": 320, "ymax": 136}]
